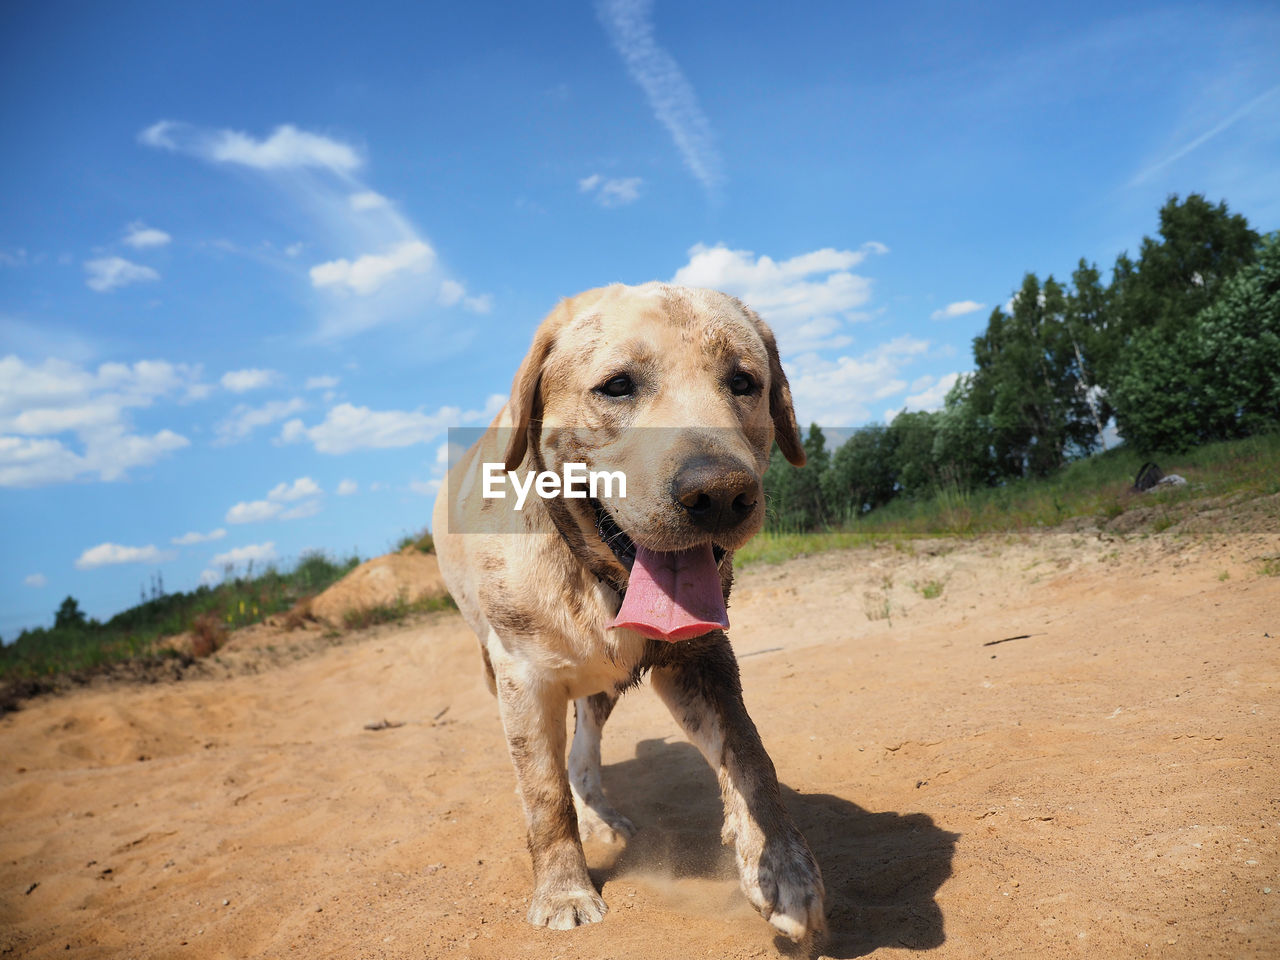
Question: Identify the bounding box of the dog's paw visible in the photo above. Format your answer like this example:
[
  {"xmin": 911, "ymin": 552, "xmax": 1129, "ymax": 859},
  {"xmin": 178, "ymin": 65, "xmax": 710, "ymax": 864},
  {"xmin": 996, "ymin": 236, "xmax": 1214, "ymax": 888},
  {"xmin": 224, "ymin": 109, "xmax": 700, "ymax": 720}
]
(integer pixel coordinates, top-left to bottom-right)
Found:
[
  {"xmin": 526, "ymin": 886, "xmax": 608, "ymax": 930},
  {"xmin": 739, "ymin": 832, "xmax": 826, "ymax": 943},
  {"xmin": 574, "ymin": 800, "xmax": 637, "ymax": 843}
]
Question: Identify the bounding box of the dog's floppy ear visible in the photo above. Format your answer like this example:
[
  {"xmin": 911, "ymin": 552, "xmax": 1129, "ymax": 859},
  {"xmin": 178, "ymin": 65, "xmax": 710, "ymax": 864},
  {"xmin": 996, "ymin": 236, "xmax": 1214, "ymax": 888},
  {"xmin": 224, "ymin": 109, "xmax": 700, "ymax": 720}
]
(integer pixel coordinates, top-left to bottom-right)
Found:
[
  {"xmin": 745, "ymin": 305, "xmax": 806, "ymax": 467},
  {"xmin": 503, "ymin": 307, "xmax": 562, "ymax": 472}
]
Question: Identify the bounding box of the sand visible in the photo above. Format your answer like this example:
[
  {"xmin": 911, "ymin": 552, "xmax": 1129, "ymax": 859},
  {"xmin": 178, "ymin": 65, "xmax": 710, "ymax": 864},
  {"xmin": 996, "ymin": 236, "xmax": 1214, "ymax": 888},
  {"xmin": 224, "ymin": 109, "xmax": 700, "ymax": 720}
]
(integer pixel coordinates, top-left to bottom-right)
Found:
[{"xmin": 2, "ymin": 520, "xmax": 1278, "ymax": 959}]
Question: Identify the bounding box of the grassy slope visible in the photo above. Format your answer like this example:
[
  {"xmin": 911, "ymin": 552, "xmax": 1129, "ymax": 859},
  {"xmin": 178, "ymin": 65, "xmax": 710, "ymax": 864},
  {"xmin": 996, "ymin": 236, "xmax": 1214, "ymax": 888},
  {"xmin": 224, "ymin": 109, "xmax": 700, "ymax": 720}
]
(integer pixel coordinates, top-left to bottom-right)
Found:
[
  {"xmin": 5, "ymin": 433, "xmax": 1276, "ymax": 695},
  {"xmin": 737, "ymin": 432, "xmax": 1280, "ymax": 567},
  {"xmin": 0, "ymin": 552, "xmax": 360, "ymax": 686}
]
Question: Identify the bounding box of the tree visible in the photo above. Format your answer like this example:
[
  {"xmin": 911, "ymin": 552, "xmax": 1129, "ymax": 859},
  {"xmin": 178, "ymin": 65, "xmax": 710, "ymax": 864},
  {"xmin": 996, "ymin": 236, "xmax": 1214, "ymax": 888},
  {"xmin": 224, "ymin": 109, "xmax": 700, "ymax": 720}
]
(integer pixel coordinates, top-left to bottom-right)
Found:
[
  {"xmin": 1111, "ymin": 232, "xmax": 1280, "ymax": 452},
  {"xmin": 1111, "ymin": 194, "xmax": 1259, "ymax": 344},
  {"xmin": 822, "ymin": 424, "xmax": 896, "ymax": 519},
  {"xmin": 967, "ymin": 273, "xmax": 1103, "ymax": 479},
  {"xmin": 931, "ymin": 374, "xmax": 998, "ymax": 491},
  {"xmin": 1107, "ymin": 195, "xmax": 1261, "ymax": 450},
  {"xmin": 54, "ymin": 596, "xmax": 86, "ymax": 631},
  {"xmin": 763, "ymin": 425, "xmax": 833, "ymax": 531},
  {"xmin": 887, "ymin": 410, "xmax": 940, "ymax": 497}
]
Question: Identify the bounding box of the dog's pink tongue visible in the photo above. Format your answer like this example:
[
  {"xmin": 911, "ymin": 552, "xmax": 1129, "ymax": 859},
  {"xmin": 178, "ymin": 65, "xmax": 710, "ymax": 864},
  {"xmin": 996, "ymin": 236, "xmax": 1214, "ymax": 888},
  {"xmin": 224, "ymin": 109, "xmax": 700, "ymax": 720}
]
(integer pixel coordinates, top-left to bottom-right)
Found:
[{"xmin": 609, "ymin": 543, "xmax": 728, "ymax": 642}]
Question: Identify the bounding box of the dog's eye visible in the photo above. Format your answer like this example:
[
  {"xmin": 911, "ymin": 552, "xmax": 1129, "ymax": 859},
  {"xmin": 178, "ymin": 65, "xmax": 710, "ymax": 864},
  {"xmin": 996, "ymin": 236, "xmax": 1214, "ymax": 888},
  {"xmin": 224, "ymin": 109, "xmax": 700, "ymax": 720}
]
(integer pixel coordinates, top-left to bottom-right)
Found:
[
  {"xmin": 729, "ymin": 372, "xmax": 756, "ymax": 396},
  {"xmin": 597, "ymin": 374, "xmax": 635, "ymax": 398}
]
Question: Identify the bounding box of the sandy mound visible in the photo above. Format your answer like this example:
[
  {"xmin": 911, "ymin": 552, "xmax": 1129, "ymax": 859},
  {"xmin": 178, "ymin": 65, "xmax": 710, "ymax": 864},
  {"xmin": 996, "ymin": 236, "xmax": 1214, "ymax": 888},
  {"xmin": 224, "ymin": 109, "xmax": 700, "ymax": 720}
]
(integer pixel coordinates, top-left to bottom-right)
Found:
[
  {"xmin": 307, "ymin": 550, "xmax": 447, "ymax": 627},
  {"xmin": 1, "ymin": 522, "xmax": 1278, "ymax": 958}
]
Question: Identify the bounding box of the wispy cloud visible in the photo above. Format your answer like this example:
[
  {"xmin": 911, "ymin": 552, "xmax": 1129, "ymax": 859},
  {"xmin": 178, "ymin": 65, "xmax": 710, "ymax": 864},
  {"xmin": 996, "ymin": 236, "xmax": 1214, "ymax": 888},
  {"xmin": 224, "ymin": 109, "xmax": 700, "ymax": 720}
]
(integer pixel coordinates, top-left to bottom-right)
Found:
[
  {"xmin": 24, "ymin": 573, "xmax": 47, "ymax": 588},
  {"xmin": 579, "ymin": 173, "xmax": 643, "ymax": 207},
  {"xmin": 84, "ymin": 256, "xmax": 159, "ymax": 292},
  {"xmin": 225, "ymin": 476, "xmax": 324, "ymax": 524},
  {"xmin": 220, "ymin": 368, "xmax": 279, "ymax": 393},
  {"xmin": 1130, "ymin": 84, "xmax": 1280, "ymax": 185},
  {"xmin": 76, "ymin": 542, "xmax": 175, "ymax": 570},
  {"xmin": 931, "ymin": 300, "xmax": 986, "ymax": 320},
  {"xmin": 210, "ymin": 541, "xmax": 276, "ymax": 568},
  {"xmin": 139, "ymin": 120, "xmax": 491, "ymax": 339},
  {"xmin": 171, "ymin": 528, "xmax": 226, "ymax": 546},
  {"xmin": 310, "ymin": 240, "xmax": 434, "ymax": 295},
  {"xmin": 140, "ymin": 121, "xmax": 361, "ymax": 173},
  {"xmin": 596, "ymin": 0, "xmax": 724, "ymax": 194},
  {"xmin": 123, "ymin": 222, "xmax": 171, "ymax": 249},
  {"xmin": 213, "ymin": 397, "xmax": 306, "ymax": 445}
]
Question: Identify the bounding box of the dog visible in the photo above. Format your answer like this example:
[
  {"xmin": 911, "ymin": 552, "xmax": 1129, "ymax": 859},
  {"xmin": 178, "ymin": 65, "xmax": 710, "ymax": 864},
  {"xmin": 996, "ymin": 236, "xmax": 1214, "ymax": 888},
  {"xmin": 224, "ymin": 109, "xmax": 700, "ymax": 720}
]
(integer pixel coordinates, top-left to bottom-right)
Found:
[{"xmin": 431, "ymin": 283, "xmax": 825, "ymax": 941}]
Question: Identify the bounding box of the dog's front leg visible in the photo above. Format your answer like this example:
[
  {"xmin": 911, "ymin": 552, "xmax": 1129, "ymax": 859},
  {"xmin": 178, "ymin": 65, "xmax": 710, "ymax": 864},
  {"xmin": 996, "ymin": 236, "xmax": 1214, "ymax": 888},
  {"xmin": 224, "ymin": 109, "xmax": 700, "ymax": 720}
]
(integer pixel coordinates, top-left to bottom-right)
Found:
[
  {"xmin": 651, "ymin": 635, "xmax": 825, "ymax": 942},
  {"xmin": 494, "ymin": 659, "xmax": 607, "ymax": 929}
]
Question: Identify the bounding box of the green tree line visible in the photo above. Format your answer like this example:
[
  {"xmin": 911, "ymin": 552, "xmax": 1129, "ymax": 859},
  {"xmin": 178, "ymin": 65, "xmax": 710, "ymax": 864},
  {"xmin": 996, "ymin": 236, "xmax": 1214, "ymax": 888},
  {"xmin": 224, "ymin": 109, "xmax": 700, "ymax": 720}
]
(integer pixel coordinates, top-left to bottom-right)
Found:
[{"xmin": 766, "ymin": 194, "xmax": 1280, "ymax": 531}]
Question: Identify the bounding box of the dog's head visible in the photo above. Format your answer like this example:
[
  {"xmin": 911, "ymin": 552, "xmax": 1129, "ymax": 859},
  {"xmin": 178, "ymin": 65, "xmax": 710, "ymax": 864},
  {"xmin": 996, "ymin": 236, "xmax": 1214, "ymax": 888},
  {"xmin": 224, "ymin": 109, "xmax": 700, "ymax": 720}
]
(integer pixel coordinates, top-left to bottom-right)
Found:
[{"xmin": 502, "ymin": 284, "xmax": 803, "ymax": 597}]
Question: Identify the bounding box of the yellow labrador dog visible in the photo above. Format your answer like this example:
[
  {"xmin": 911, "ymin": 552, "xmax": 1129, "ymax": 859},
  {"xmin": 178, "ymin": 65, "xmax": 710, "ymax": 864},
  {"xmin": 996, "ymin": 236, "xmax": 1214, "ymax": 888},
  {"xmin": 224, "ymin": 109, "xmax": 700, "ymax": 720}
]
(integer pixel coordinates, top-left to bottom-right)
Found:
[{"xmin": 432, "ymin": 283, "xmax": 825, "ymax": 941}]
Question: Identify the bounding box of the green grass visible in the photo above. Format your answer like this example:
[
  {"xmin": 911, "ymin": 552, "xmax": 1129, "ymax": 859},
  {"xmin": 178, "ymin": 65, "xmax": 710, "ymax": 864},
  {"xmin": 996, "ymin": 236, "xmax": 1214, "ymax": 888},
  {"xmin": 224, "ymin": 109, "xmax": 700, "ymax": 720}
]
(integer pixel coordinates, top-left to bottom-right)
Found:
[
  {"xmin": 1, "ymin": 550, "xmax": 360, "ymax": 688},
  {"xmin": 341, "ymin": 591, "xmax": 457, "ymax": 630},
  {"xmin": 744, "ymin": 432, "xmax": 1280, "ymax": 567},
  {"xmin": 394, "ymin": 528, "xmax": 435, "ymax": 554}
]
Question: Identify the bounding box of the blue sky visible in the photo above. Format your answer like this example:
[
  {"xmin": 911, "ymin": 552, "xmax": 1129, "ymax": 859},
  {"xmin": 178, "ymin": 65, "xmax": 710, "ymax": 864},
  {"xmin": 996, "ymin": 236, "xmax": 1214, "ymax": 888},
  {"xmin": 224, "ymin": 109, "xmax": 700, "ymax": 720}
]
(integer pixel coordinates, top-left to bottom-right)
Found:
[{"xmin": 2, "ymin": 0, "xmax": 1278, "ymax": 636}]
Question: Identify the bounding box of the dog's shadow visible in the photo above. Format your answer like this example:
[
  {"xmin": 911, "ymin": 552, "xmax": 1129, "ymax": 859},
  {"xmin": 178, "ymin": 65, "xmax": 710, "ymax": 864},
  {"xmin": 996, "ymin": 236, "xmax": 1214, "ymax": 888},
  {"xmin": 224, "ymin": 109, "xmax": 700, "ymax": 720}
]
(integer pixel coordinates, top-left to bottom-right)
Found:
[{"xmin": 595, "ymin": 737, "xmax": 958, "ymax": 959}]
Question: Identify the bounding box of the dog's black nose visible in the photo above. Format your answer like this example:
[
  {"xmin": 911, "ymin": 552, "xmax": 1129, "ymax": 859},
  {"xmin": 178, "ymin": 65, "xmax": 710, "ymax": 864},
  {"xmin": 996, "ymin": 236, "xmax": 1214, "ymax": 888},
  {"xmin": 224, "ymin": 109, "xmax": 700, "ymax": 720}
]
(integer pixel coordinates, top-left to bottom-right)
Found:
[{"xmin": 671, "ymin": 456, "xmax": 760, "ymax": 535}]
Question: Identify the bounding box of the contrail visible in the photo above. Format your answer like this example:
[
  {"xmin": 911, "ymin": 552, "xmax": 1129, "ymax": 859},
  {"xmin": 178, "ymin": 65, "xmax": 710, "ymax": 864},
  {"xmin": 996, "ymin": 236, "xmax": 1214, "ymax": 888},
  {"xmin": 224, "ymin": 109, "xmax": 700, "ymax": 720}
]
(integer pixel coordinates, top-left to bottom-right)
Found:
[
  {"xmin": 1131, "ymin": 84, "xmax": 1280, "ymax": 185},
  {"xmin": 596, "ymin": 0, "xmax": 725, "ymax": 196}
]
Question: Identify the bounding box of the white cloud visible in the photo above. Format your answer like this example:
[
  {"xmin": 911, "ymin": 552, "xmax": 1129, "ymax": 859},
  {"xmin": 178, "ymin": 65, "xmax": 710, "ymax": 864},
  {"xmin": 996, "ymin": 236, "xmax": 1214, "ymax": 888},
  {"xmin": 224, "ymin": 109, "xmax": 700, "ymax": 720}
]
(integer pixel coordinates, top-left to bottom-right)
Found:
[
  {"xmin": 139, "ymin": 121, "xmax": 360, "ymax": 172},
  {"xmin": 0, "ymin": 356, "xmax": 199, "ymax": 487},
  {"xmin": 226, "ymin": 476, "xmax": 325, "ymax": 524},
  {"xmin": 884, "ymin": 372, "xmax": 963, "ymax": 422},
  {"xmin": 139, "ymin": 120, "xmax": 179, "ymax": 150},
  {"xmin": 220, "ymin": 368, "xmax": 279, "ymax": 393},
  {"xmin": 268, "ymin": 476, "xmax": 321, "ymax": 502},
  {"xmin": 210, "ymin": 541, "xmax": 277, "ymax": 568},
  {"xmin": 579, "ymin": 173, "xmax": 643, "ymax": 207},
  {"xmin": 84, "ymin": 256, "xmax": 160, "ymax": 292},
  {"xmin": 24, "ymin": 573, "xmax": 47, "ymax": 588},
  {"xmin": 597, "ymin": 0, "xmax": 724, "ymax": 193},
  {"xmin": 305, "ymin": 375, "xmax": 339, "ymax": 390},
  {"xmin": 336, "ymin": 478, "xmax": 358, "ymax": 496},
  {"xmin": 930, "ymin": 300, "xmax": 986, "ymax": 321},
  {"xmin": 785, "ymin": 337, "xmax": 933, "ymax": 426},
  {"xmin": 309, "ymin": 240, "xmax": 435, "ymax": 296},
  {"xmin": 312, "ymin": 394, "xmax": 501, "ymax": 456},
  {"xmin": 123, "ymin": 222, "xmax": 171, "ymax": 249},
  {"xmin": 280, "ymin": 403, "xmax": 456, "ymax": 454},
  {"xmin": 214, "ymin": 397, "xmax": 306, "ymax": 445},
  {"xmin": 671, "ymin": 242, "xmax": 888, "ymax": 352},
  {"xmin": 199, "ymin": 568, "xmax": 222, "ymax": 586},
  {"xmin": 438, "ymin": 283, "xmax": 494, "ymax": 313},
  {"xmin": 142, "ymin": 119, "xmax": 491, "ymax": 341},
  {"xmin": 76, "ymin": 542, "xmax": 175, "ymax": 570},
  {"xmin": 279, "ymin": 397, "xmax": 498, "ymax": 455},
  {"xmin": 349, "ymin": 190, "xmax": 388, "ymax": 211},
  {"xmin": 225, "ymin": 500, "xmax": 282, "ymax": 524},
  {"xmin": 279, "ymin": 499, "xmax": 322, "ymax": 520},
  {"xmin": 408, "ymin": 479, "xmax": 440, "ymax": 496},
  {"xmin": 172, "ymin": 528, "xmax": 227, "ymax": 545}
]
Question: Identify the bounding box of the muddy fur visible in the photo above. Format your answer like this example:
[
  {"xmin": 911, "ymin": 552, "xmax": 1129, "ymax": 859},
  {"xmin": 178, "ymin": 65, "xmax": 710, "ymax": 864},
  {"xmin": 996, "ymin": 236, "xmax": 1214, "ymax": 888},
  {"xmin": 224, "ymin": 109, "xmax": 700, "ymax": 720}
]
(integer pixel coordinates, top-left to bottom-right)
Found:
[{"xmin": 432, "ymin": 283, "xmax": 824, "ymax": 941}]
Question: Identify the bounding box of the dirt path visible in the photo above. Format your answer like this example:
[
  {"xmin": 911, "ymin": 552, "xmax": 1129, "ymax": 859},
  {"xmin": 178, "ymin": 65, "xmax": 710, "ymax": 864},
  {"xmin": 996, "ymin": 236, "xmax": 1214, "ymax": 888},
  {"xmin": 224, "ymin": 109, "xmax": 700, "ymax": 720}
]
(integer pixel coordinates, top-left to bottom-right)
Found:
[{"xmin": 2, "ymin": 525, "xmax": 1278, "ymax": 958}]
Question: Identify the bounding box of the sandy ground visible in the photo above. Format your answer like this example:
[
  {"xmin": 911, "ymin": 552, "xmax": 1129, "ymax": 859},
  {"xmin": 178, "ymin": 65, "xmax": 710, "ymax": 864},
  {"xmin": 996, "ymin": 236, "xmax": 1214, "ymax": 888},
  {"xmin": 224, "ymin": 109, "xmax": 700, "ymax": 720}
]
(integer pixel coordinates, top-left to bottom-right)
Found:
[{"xmin": 2, "ymin": 519, "xmax": 1278, "ymax": 959}]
